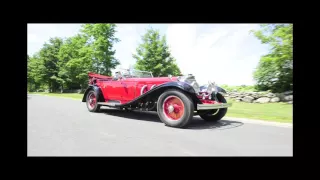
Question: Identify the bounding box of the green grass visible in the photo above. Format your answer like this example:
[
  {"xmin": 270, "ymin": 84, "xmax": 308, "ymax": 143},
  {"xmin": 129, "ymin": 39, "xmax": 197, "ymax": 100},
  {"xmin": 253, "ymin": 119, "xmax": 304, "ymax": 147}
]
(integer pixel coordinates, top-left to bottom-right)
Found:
[
  {"xmin": 29, "ymin": 92, "xmax": 84, "ymax": 100},
  {"xmin": 28, "ymin": 93, "xmax": 292, "ymax": 123},
  {"xmin": 226, "ymin": 98, "xmax": 292, "ymax": 123}
]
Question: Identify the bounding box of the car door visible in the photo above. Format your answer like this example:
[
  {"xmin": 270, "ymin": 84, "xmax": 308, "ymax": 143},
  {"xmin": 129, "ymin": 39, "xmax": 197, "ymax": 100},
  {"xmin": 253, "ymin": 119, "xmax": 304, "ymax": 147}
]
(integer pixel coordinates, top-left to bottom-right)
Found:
[
  {"xmin": 120, "ymin": 80, "xmax": 137, "ymax": 103},
  {"xmin": 102, "ymin": 79, "xmax": 136, "ymax": 103},
  {"xmin": 104, "ymin": 80, "xmax": 123, "ymax": 101}
]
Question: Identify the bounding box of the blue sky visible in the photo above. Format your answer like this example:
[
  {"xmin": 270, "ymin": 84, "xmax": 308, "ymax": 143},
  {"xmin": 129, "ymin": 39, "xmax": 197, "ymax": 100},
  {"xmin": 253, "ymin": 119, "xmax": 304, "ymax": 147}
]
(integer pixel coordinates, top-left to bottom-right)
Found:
[{"xmin": 28, "ymin": 23, "xmax": 269, "ymax": 86}]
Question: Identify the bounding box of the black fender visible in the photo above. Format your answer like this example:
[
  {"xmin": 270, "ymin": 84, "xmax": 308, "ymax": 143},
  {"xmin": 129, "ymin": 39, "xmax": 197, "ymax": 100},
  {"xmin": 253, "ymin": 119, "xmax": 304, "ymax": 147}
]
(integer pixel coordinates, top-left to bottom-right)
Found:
[
  {"xmin": 82, "ymin": 85, "xmax": 105, "ymax": 102},
  {"xmin": 117, "ymin": 81, "xmax": 202, "ymax": 107},
  {"xmin": 216, "ymin": 86, "xmax": 227, "ymax": 95}
]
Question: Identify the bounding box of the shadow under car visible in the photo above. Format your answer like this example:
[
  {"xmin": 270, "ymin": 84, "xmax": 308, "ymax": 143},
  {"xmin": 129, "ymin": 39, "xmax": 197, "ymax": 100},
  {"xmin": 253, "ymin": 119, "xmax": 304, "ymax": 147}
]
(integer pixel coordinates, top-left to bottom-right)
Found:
[{"xmin": 99, "ymin": 108, "xmax": 243, "ymax": 130}]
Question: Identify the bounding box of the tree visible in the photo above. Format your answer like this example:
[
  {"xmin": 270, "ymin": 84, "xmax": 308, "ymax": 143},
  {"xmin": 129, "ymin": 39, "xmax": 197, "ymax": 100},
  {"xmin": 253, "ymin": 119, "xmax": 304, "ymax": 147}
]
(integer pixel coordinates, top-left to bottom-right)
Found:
[
  {"xmin": 27, "ymin": 24, "xmax": 122, "ymax": 92},
  {"xmin": 251, "ymin": 24, "xmax": 293, "ymax": 93},
  {"xmin": 38, "ymin": 37, "xmax": 64, "ymax": 92},
  {"xmin": 132, "ymin": 28, "xmax": 181, "ymax": 77},
  {"xmin": 27, "ymin": 53, "xmax": 47, "ymax": 92},
  {"xmin": 58, "ymin": 34, "xmax": 93, "ymax": 91},
  {"xmin": 80, "ymin": 24, "xmax": 120, "ymax": 76}
]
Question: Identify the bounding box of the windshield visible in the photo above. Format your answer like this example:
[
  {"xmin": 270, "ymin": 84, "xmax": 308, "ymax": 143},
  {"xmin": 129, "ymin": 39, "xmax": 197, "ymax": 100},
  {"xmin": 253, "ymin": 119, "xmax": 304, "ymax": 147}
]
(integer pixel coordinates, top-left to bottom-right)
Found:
[{"xmin": 118, "ymin": 69, "xmax": 153, "ymax": 78}]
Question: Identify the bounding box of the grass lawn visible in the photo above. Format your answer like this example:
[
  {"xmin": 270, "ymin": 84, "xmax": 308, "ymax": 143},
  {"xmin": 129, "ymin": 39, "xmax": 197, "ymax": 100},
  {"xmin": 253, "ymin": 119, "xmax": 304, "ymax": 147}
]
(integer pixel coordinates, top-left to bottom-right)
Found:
[
  {"xmin": 226, "ymin": 98, "xmax": 292, "ymax": 123},
  {"xmin": 29, "ymin": 92, "xmax": 84, "ymax": 100},
  {"xmin": 28, "ymin": 92, "xmax": 292, "ymax": 123}
]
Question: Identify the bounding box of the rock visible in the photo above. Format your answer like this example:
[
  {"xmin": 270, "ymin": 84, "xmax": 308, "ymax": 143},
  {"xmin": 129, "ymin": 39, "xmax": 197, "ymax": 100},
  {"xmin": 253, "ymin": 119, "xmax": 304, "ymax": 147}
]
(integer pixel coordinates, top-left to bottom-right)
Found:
[
  {"xmin": 256, "ymin": 97, "xmax": 271, "ymax": 103},
  {"xmin": 284, "ymin": 91, "xmax": 293, "ymax": 95},
  {"xmin": 270, "ymin": 97, "xmax": 280, "ymax": 103},
  {"xmin": 266, "ymin": 93, "xmax": 276, "ymax": 98},
  {"xmin": 284, "ymin": 95, "xmax": 293, "ymax": 102},
  {"xmin": 242, "ymin": 96, "xmax": 254, "ymax": 103},
  {"xmin": 236, "ymin": 99, "xmax": 241, "ymax": 102},
  {"xmin": 275, "ymin": 93, "xmax": 286, "ymax": 101},
  {"xmin": 287, "ymin": 101, "xmax": 293, "ymax": 104}
]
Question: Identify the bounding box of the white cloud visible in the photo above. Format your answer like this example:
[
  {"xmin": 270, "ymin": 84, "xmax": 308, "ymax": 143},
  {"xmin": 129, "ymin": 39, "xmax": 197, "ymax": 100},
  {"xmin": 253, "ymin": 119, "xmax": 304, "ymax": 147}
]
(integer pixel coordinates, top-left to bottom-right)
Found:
[
  {"xmin": 113, "ymin": 24, "xmax": 148, "ymax": 70},
  {"xmin": 166, "ymin": 24, "xmax": 269, "ymax": 85}
]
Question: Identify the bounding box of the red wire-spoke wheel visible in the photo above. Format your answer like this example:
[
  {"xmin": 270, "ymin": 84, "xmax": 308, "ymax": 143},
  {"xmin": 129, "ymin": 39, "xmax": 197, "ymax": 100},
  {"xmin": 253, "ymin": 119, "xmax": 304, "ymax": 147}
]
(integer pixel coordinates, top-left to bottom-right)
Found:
[
  {"xmin": 163, "ymin": 96, "xmax": 185, "ymax": 121},
  {"xmin": 157, "ymin": 90, "xmax": 194, "ymax": 128},
  {"xmin": 86, "ymin": 90, "xmax": 101, "ymax": 112},
  {"xmin": 88, "ymin": 92, "xmax": 96, "ymax": 108}
]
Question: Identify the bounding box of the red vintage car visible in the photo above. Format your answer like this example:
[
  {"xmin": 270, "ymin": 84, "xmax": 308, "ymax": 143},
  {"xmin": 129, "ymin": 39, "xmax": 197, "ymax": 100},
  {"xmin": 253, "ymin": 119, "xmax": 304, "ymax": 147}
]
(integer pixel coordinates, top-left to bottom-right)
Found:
[{"xmin": 82, "ymin": 69, "xmax": 232, "ymax": 128}]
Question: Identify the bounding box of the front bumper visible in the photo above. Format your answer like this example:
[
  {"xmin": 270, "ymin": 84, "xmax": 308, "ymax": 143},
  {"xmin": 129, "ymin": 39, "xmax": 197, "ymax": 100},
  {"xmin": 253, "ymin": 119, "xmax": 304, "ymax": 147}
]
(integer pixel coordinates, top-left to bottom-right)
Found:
[{"xmin": 197, "ymin": 103, "xmax": 232, "ymax": 110}]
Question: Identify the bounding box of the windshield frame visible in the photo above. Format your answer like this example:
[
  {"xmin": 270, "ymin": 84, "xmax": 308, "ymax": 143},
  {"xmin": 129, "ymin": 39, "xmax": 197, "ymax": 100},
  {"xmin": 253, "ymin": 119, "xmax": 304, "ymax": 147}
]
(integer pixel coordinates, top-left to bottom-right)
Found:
[{"xmin": 117, "ymin": 68, "xmax": 154, "ymax": 78}]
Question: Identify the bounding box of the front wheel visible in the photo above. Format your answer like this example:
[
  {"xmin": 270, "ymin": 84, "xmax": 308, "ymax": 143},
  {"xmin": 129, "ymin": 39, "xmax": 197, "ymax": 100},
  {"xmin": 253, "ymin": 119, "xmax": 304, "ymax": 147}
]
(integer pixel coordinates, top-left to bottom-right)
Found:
[
  {"xmin": 199, "ymin": 93, "xmax": 228, "ymax": 122},
  {"xmin": 157, "ymin": 89, "xmax": 194, "ymax": 128},
  {"xmin": 86, "ymin": 90, "xmax": 101, "ymax": 112}
]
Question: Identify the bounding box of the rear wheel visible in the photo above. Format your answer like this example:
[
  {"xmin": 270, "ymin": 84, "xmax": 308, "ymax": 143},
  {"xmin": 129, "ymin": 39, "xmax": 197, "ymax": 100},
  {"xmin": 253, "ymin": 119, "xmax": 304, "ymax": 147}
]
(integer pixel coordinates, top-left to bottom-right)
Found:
[
  {"xmin": 199, "ymin": 93, "xmax": 228, "ymax": 122},
  {"xmin": 86, "ymin": 90, "xmax": 101, "ymax": 112},
  {"xmin": 157, "ymin": 89, "xmax": 194, "ymax": 128}
]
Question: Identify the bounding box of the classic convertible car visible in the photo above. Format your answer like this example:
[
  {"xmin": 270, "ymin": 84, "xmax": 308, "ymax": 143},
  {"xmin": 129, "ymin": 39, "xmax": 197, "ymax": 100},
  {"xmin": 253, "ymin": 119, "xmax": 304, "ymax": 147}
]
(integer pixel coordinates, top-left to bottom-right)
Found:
[{"xmin": 82, "ymin": 69, "xmax": 232, "ymax": 128}]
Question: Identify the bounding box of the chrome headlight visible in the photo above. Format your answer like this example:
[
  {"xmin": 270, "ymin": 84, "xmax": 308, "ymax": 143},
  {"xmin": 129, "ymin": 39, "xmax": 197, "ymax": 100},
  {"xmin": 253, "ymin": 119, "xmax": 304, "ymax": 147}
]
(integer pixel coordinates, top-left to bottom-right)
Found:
[
  {"xmin": 190, "ymin": 81, "xmax": 200, "ymax": 94},
  {"xmin": 206, "ymin": 81, "xmax": 217, "ymax": 94},
  {"xmin": 177, "ymin": 74, "xmax": 200, "ymax": 94}
]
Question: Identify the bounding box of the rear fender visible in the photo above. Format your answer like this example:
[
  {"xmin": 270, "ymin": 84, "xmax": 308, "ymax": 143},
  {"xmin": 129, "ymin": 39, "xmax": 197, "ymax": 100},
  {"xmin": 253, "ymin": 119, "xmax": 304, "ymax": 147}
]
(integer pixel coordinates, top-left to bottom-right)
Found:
[{"xmin": 82, "ymin": 85, "xmax": 105, "ymax": 102}]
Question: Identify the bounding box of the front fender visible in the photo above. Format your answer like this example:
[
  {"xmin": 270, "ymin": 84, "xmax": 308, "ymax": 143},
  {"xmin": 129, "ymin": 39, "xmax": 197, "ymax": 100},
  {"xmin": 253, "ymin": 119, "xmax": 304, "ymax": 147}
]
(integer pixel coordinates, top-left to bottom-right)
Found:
[
  {"xmin": 216, "ymin": 86, "xmax": 227, "ymax": 95},
  {"xmin": 120, "ymin": 81, "xmax": 201, "ymax": 107},
  {"xmin": 82, "ymin": 85, "xmax": 105, "ymax": 102}
]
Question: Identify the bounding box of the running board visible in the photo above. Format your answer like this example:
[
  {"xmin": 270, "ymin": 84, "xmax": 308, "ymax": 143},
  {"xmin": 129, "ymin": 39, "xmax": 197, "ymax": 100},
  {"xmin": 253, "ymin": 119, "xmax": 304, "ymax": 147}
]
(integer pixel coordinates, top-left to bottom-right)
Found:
[{"xmin": 97, "ymin": 102, "xmax": 121, "ymax": 107}]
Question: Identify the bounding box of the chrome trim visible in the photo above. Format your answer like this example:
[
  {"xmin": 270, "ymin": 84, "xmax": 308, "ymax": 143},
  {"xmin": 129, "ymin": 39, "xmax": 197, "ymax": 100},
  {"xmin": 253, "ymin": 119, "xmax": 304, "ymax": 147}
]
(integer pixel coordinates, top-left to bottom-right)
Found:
[
  {"xmin": 197, "ymin": 103, "xmax": 232, "ymax": 110},
  {"xmin": 141, "ymin": 85, "xmax": 147, "ymax": 95},
  {"xmin": 212, "ymin": 109, "xmax": 220, "ymax": 115},
  {"xmin": 98, "ymin": 102, "xmax": 121, "ymax": 106},
  {"xmin": 150, "ymin": 84, "xmax": 156, "ymax": 90}
]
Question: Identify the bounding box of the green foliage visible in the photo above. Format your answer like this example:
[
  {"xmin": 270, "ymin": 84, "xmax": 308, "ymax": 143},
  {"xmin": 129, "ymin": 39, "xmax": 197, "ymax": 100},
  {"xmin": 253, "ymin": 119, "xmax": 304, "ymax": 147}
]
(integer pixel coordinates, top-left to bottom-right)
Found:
[
  {"xmin": 34, "ymin": 37, "xmax": 64, "ymax": 92},
  {"xmin": 80, "ymin": 24, "xmax": 120, "ymax": 76},
  {"xmin": 27, "ymin": 38, "xmax": 64, "ymax": 92},
  {"xmin": 58, "ymin": 34, "xmax": 93, "ymax": 90},
  {"xmin": 27, "ymin": 23, "xmax": 121, "ymax": 92},
  {"xmin": 27, "ymin": 53, "xmax": 47, "ymax": 92},
  {"xmin": 251, "ymin": 24, "xmax": 293, "ymax": 93},
  {"xmin": 132, "ymin": 28, "xmax": 181, "ymax": 77}
]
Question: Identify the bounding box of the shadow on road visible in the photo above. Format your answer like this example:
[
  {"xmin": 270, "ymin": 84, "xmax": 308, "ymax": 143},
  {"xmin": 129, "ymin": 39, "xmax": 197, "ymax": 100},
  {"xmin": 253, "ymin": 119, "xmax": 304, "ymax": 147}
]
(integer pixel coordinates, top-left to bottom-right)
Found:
[{"xmin": 100, "ymin": 108, "xmax": 243, "ymax": 130}]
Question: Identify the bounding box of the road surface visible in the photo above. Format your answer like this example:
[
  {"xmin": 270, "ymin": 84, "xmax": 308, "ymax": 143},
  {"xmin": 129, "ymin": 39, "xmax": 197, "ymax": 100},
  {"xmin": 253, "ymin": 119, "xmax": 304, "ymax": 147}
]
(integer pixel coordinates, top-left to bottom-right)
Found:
[{"xmin": 27, "ymin": 95, "xmax": 292, "ymax": 156}]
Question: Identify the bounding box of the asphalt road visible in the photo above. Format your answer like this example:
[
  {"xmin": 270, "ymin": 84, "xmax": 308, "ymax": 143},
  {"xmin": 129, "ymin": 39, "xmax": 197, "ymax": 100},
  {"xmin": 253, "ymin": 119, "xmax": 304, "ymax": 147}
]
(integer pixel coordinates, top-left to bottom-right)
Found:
[{"xmin": 27, "ymin": 95, "xmax": 293, "ymax": 156}]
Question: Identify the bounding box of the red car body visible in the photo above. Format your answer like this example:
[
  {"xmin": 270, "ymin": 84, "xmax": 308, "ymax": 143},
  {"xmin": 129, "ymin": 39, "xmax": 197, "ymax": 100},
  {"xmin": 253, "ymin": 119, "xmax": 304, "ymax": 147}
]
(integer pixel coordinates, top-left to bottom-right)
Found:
[{"xmin": 82, "ymin": 69, "xmax": 232, "ymax": 128}]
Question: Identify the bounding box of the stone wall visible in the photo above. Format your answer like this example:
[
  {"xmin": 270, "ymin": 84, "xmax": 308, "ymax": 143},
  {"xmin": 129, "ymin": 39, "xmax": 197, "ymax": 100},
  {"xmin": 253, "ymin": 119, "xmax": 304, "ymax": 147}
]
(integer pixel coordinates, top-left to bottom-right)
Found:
[{"xmin": 224, "ymin": 91, "xmax": 293, "ymax": 104}]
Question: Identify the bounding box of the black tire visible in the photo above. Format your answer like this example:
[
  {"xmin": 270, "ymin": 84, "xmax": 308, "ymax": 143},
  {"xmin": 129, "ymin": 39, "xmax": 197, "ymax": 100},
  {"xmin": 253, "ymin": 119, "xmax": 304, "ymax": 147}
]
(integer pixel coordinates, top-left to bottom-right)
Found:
[
  {"xmin": 86, "ymin": 90, "xmax": 101, "ymax": 112},
  {"xmin": 199, "ymin": 93, "xmax": 228, "ymax": 122},
  {"xmin": 157, "ymin": 89, "xmax": 194, "ymax": 128}
]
